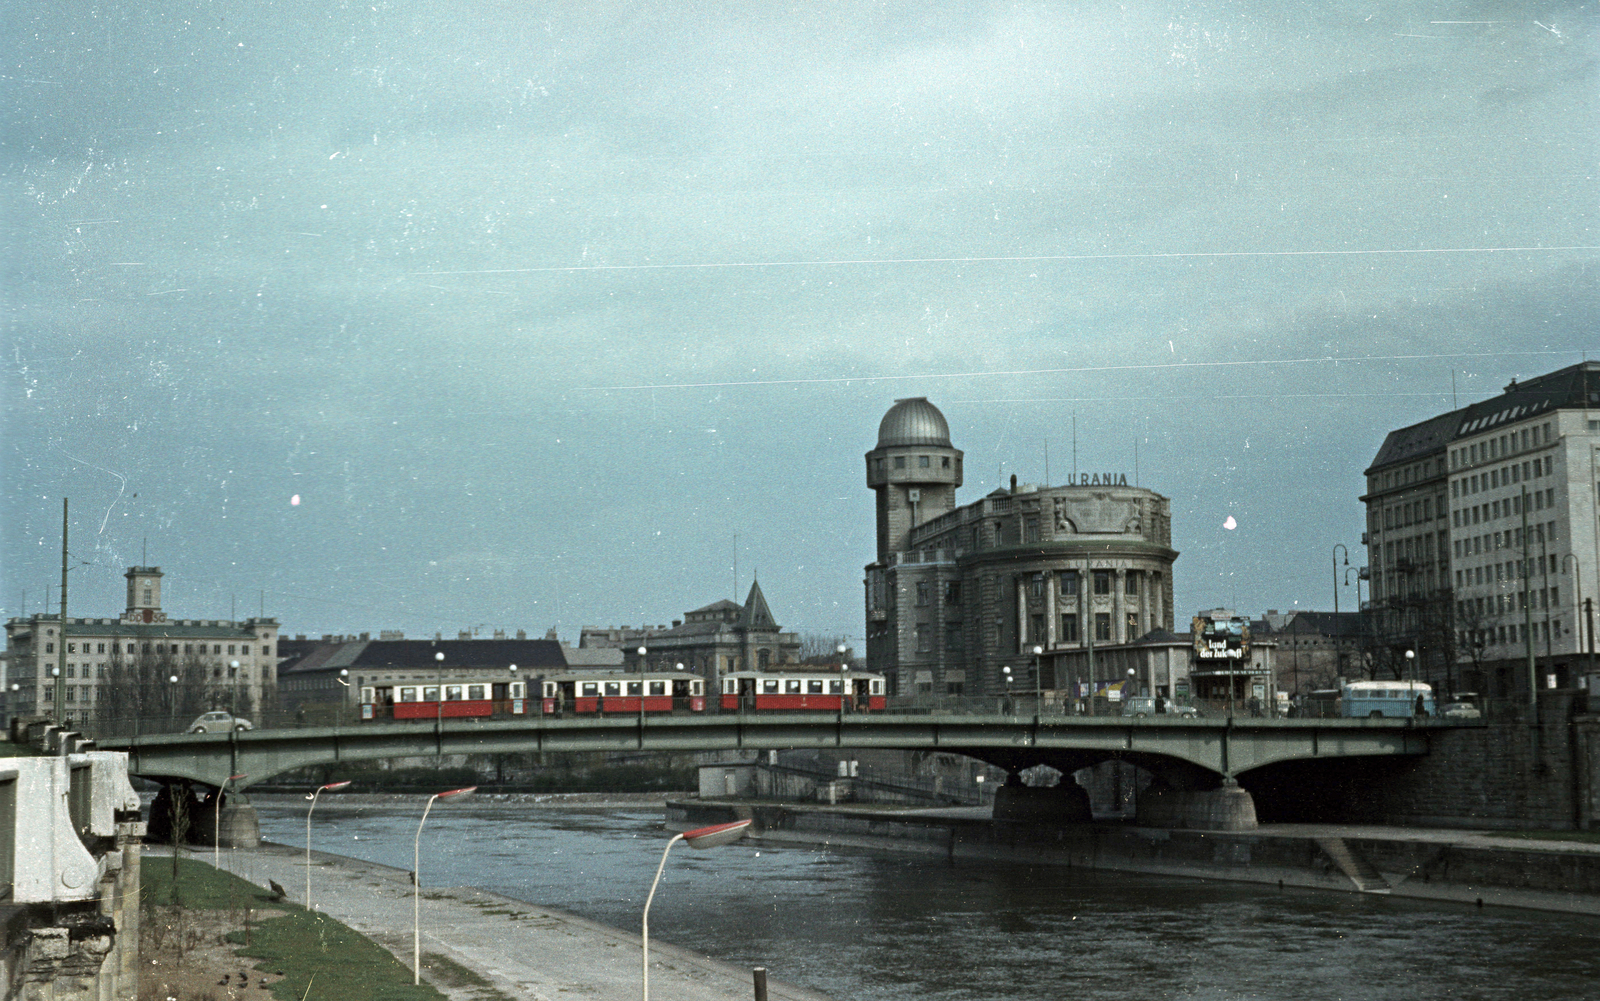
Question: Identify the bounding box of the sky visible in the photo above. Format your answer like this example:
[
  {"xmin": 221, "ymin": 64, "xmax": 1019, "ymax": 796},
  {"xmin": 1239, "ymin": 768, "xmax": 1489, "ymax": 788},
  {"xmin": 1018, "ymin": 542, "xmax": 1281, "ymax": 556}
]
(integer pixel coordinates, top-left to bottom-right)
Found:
[{"xmin": 4, "ymin": 1, "xmax": 1598, "ymax": 648}]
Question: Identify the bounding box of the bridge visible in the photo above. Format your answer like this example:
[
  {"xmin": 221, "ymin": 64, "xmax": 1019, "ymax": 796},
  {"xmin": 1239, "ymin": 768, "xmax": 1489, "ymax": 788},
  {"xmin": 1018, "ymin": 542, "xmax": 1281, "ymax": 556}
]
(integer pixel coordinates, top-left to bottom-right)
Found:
[{"xmin": 99, "ymin": 712, "xmax": 1445, "ymax": 832}]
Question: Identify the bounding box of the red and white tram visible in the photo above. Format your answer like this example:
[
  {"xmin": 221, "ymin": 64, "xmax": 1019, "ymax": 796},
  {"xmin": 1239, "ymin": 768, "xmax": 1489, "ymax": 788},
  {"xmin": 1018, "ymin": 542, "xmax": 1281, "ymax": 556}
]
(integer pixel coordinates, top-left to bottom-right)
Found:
[
  {"xmin": 719, "ymin": 670, "xmax": 886, "ymax": 712},
  {"xmin": 540, "ymin": 672, "xmax": 705, "ymax": 714},
  {"xmin": 360, "ymin": 680, "xmax": 530, "ymax": 720}
]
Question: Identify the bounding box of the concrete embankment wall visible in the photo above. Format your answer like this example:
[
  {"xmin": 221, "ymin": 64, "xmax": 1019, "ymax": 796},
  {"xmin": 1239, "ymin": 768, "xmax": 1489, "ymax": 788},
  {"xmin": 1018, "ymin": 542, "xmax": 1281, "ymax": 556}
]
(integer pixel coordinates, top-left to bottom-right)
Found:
[
  {"xmin": 1247, "ymin": 694, "xmax": 1600, "ymax": 831},
  {"xmin": 669, "ymin": 800, "xmax": 1600, "ymax": 916}
]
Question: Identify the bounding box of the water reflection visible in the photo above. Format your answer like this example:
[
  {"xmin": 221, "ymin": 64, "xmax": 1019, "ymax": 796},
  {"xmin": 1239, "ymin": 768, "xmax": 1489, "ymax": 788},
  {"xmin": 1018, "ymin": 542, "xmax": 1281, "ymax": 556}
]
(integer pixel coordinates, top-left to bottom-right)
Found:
[{"xmin": 256, "ymin": 800, "xmax": 1600, "ymax": 1000}]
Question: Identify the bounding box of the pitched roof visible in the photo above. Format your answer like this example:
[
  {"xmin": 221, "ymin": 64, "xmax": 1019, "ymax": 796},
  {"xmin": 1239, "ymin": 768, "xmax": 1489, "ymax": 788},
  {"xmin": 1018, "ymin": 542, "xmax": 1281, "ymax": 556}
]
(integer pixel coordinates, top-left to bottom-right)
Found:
[{"xmin": 739, "ymin": 580, "xmax": 778, "ymax": 631}]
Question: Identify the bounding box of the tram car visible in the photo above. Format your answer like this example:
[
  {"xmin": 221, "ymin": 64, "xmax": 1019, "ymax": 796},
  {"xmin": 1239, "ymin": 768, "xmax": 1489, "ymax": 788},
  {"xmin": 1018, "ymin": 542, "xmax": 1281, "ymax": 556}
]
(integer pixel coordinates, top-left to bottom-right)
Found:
[
  {"xmin": 720, "ymin": 670, "xmax": 886, "ymax": 712},
  {"xmin": 540, "ymin": 672, "xmax": 706, "ymax": 714},
  {"xmin": 360, "ymin": 679, "xmax": 530, "ymax": 720}
]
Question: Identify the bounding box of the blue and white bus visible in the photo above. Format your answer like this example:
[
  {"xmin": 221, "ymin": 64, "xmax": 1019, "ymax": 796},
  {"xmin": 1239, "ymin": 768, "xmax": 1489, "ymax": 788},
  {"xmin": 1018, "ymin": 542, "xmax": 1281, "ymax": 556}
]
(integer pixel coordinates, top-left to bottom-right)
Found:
[{"xmin": 1341, "ymin": 680, "xmax": 1435, "ymax": 718}]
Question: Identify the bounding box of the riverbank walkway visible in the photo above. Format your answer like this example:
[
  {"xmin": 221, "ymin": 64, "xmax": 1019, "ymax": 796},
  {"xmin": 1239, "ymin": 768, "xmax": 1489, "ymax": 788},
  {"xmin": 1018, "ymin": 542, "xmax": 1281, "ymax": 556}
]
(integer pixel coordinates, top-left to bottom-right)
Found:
[{"xmin": 172, "ymin": 842, "xmax": 833, "ymax": 1001}]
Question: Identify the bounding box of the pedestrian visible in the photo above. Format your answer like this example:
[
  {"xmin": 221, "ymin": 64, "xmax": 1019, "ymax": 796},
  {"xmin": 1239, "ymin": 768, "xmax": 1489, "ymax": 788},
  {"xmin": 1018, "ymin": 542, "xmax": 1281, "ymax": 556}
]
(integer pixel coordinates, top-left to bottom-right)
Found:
[
  {"xmin": 1414, "ymin": 693, "xmax": 1427, "ymax": 718},
  {"xmin": 1154, "ymin": 693, "xmax": 1167, "ymax": 714}
]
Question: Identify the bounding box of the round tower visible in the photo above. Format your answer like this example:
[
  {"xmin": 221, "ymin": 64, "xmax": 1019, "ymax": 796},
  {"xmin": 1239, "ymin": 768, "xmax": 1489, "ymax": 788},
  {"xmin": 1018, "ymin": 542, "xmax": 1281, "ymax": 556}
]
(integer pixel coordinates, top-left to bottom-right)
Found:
[{"xmin": 866, "ymin": 398, "xmax": 963, "ymax": 560}]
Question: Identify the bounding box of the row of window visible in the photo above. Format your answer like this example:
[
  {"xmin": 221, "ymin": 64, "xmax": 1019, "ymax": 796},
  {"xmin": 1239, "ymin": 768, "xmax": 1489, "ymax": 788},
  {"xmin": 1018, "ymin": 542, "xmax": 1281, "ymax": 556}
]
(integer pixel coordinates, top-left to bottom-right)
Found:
[
  {"xmin": 1451, "ymin": 421, "xmax": 1554, "ymax": 470},
  {"xmin": 43, "ymin": 641, "xmax": 270, "ymax": 657},
  {"xmin": 874, "ymin": 454, "xmax": 956, "ymax": 474},
  {"xmin": 1454, "ymin": 486, "xmax": 1555, "ymax": 527},
  {"xmin": 43, "ymin": 663, "xmax": 273, "ymax": 681},
  {"xmin": 1374, "ymin": 457, "xmax": 1444, "ymax": 493},
  {"xmin": 1460, "ymin": 619, "xmax": 1558, "ymax": 650},
  {"xmin": 1054, "ymin": 569, "xmax": 1144, "ymax": 597},
  {"xmin": 1457, "ymin": 587, "xmax": 1559, "ymax": 620},
  {"xmin": 1454, "ymin": 521, "xmax": 1558, "ymax": 560}
]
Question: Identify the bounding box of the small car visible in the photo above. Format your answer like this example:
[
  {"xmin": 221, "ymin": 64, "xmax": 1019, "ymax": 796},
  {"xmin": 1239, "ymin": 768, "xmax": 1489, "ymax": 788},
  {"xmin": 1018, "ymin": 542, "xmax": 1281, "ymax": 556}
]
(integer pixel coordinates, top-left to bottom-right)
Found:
[
  {"xmin": 1121, "ymin": 696, "xmax": 1200, "ymax": 719},
  {"xmin": 1441, "ymin": 701, "xmax": 1481, "ymax": 719},
  {"xmin": 187, "ymin": 711, "xmax": 254, "ymax": 733}
]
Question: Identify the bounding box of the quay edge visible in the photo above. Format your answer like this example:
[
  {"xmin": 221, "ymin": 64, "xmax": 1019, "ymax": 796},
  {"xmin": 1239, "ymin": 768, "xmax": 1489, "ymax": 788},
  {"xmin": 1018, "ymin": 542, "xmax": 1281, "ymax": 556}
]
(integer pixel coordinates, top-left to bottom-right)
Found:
[{"xmin": 667, "ymin": 799, "xmax": 1600, "ymax": 917}]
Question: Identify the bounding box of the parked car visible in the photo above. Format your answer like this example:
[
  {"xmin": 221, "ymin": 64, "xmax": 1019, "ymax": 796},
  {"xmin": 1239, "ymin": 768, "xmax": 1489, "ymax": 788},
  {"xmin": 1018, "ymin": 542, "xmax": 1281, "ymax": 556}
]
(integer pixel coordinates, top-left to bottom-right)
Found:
[
  {"xmin": 187, "ymin": 711, "xmax": 254, "ymax": 733},
  {"xmin": 1441, "ymin": 701, "xmax": 1481, "ymax": 719},
  {"xmin": 1122, "ymin": 696, "xmax": 1200, "ymax": 719}
]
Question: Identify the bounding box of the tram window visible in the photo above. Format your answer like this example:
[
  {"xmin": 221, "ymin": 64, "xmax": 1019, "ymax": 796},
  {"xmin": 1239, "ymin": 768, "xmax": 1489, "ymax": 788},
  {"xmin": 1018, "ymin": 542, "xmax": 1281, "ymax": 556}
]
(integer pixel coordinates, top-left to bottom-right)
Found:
[
  {"xmin": 581, "ymin": 682, "xmax": 600, "ymax": 697},
  {"xmin": 445, "ymin": 685, "xmax": 464, "ymax": 701},
  {"xmin": 786, "ymin": 679, "xmax": 802, "ymax": 694},
  {"xmin": 423, "ymin": 686, "xmax": 440, "ymax": 702},
  {"xmin": 604, "ymin": 681, "xmax": 622, "ymax": 696},
  {"xmin": 723, "ymin": 679, "xmax": 736, "ymax": 694},
  {"xmin": 763, "ymin": 680, "xmax": 780, "ymax": 693},
  {"xmin": 360, "ymin": 687, "xmax": 374, "ymax": 703},
  {"xmin": 399, "ymin": 687, "xmax": 418, "ymax": 702},
  {"xmin": 542, "ymin": 683, "xmax": 556, "ymax": 698},
  {"xmin": 649, "ymin": 681, "xmax": 666, "ymax": 696},
  {"xmin": 510, "ymin": 682, "xmax": 526, "ymax": 699},
  {"xmin": 829, "ymin": 680, "xmax": 842, "ymax": 694},
  {"xmin": 808, "ymin": 680, "xmax": 824, "ymax": 694},
  {"xmin": 466, "ymin": 684, "xmax": 487, "ymax": 700},
  {"xmin": 691, "ymin": 679, "xmax": 704, "ymax": 695},
  {"xmin": 871, "ymin": 680, "xmax": 883, "ymax": 694},
  {"xmin": 627, "ymin": 681, "xmax": 642, "ymax": 696}
]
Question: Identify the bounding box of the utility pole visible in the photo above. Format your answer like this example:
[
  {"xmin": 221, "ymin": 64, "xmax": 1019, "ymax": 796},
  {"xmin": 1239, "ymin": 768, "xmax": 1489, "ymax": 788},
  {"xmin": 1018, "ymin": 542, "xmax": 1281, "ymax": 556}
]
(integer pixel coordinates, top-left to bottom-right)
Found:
[
  {"xmin": 1522, "ymin": 488, "xmax": 1537, "ymax": 718},
  {"xmin": 56, "ymin": 499, "xmax": 68, "ymax": 722}
]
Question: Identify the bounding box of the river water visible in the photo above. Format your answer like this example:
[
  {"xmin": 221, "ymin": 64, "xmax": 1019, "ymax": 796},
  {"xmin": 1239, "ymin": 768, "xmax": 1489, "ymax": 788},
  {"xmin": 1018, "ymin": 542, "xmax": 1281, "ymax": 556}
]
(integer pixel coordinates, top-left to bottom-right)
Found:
[{"xmin": 253, "ymin": 797, "xmax": 1600, "ymax": 1000}]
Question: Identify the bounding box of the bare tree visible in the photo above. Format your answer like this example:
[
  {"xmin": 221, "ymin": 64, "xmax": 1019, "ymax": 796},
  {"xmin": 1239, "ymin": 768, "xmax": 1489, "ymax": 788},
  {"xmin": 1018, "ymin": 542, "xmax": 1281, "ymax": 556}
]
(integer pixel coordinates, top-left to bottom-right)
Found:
[{"xmin": 798, "ymin": 633, "xmax": 851, "ymax": 664}]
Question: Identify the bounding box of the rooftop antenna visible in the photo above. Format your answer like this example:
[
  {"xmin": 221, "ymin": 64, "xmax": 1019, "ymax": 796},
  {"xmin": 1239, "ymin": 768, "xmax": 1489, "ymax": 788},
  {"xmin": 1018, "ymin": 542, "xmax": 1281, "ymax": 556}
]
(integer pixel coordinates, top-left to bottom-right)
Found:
[
  {"xmin": 1135, "ymin": 437, "xmax": 1140, "ymax": 487},
  {"xmin": 1044, "ymin": 439, "xmax": 1050, "ymax": 487},
  {"xmin": 142, "ymin": 537, "xmax": 147, "ymax": 565},
  {"xmin": 1072, "ymin": 412, "xmax": 1078, "ymax": 482},
  {"xmin": 1452, "ymin": 370, "xmax": 1458, "ymax": 410}
]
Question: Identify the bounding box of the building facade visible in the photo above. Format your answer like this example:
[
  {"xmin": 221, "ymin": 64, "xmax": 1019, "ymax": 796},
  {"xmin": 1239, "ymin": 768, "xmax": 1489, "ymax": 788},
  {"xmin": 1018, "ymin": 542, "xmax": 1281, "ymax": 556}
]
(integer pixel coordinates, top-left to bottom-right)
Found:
[
  {"xmin": 863, "ymin": 398, "xmax": 1179, "ymax": 697},
  {"xmin": 1364, "ymin": 362, "xmax": 1600, "ymax": 697},
  {"xmin": 3, "ymin": 566, "xmax": 279, "ymax": 727},
  {"xmin": 624, "ymin": 581, "xmax": 801, "ymax": 690}
]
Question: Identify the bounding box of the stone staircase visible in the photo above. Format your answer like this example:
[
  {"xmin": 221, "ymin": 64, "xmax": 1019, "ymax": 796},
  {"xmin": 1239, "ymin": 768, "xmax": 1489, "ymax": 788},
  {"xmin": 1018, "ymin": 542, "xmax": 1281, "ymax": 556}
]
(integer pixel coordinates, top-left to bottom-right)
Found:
[{"xmin": 1316, "ymin": 837, "xmax": 1391, "ymax": 893}]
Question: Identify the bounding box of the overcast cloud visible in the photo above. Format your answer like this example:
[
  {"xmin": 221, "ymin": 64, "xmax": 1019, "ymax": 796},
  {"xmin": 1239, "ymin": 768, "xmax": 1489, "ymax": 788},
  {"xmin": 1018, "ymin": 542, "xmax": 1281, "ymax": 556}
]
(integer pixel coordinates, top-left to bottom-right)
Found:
[{"xmin": 5, "ymin": 1, "xmax": 1597, "ymax": 644}]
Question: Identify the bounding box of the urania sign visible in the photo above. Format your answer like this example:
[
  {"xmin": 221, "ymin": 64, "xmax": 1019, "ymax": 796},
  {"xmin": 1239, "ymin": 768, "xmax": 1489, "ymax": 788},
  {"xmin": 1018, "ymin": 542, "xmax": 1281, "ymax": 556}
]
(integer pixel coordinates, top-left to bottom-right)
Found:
[{"xmin": 1065, "ymin": 473, "xmax": 1130, "ymax": 486}]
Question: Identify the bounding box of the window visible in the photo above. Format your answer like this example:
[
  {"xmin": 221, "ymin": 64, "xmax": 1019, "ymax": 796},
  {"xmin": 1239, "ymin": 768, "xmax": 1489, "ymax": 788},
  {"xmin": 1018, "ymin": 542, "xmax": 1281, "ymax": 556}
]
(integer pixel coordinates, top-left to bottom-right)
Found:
[
  {"xmin": 445, "ymin": 685, "xmax": 464, "ymax": 700},
  {"xmin": 1059, "ymin": 570, "xmax": 1079, "ymax": 595},
  {"xmin": 1094, "ymin": 613, "xmax": 1111, "ymax": 642},
  {"xmin": 1031, "ymin": 614, "xmax": 1045, "ymax": 643},
  {"xmin": 786, "ymin": 679, "xmax": 802, "ymax": 694},
  {"xmin": 627, "ymin": 681, "xmax": 642, "ymax": 695},
  {"xmin": 648, "ymin": 681, "xmax": 666, "ymax": 696},
  {"xmin": 763, "ymin": 679, "xmax": 779, "ymax": 693},
  {"xmin": 1060, "ymin": 613, "xmax": 1079, "ymax": 643},
  {"xmin": 894, "ymin": 456, "xmax": 906, "ymax": 469},
  {"xmin": 45, "ymin": 643, "xmax": 53, "ymax": 653},
  {"xmin": 604, "ymin": 681, "xmax": 622, "ymax": 696},
  {"xmin": 466, "ymin": 684, "xmax": 487, "ymax": 699},
  {"xmin": 67, "ymin": 643, "xmax": 75, "ymax": 654},
  {"xmin": 1030, "ymin": 574, "xmax": 1045, "ymax": 597},
  {"xmin": 399, "ymin": 687, "xmax": 418, "ymax": 702},
  {"xmin": 919, "ymin": 455, "xmax": 930, "ymax": 468},
  {"xmin": 1127, "ymin": 612, "xmax": 1139, "ymax": 639},
  {"xmin": 808, "ymin": 680, "xmax": 824, "ymax": 694},
  {"xmin": 916, "ymin": 623, "xmax": 930, "ymax": 652},
  {"xmin": 916, "ymin": 582, "xmax": 929, "ymax": 606},
  {"xmin": 943, "ymin": 581, "xmax": 961, "ymax": 605},
  {"xmin": 941, "ymin": 456, "xmax": 950, "ymax": 468},
  {"xmin": 1125, "ymin": 573, "xmax": 1139, "ymax": 596},
  {"xmin": 945, "ymin": 626, "xmax": 962, "ymax": 651},
  {"xmin": 1093, "ymin": 571, "xmax": 1111, "ymax": 595},
  {"xmin": 946, "ymin": 681, "xmax": 964, "ymax": 695}
]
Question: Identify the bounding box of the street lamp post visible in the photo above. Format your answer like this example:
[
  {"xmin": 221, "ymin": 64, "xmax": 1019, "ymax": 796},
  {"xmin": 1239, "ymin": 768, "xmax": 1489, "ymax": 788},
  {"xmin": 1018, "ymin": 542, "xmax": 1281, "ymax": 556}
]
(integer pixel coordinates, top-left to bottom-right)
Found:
[
  {"xmin": 414, "ymin": 785, "xmax": 477, "ymax": 985},
  {"xmin": 214, "ymin": 773, "xmax": 247, "ymax": 870},
  {"xmin": 641, "ymin": 820, "xmax": 752, "ymax": 1001},
  {"xmin": 168, "ymin": 674, "xmax": 179, "ymax": 731},
  {"xmin": 637, "ymin": 646, "xmax": 648, "ymax": 674},
  {"xmin": 1001, "ymin": 666, "xmax": 1013, "ymax": 714},
  {"xmin": 1564, "ymin": 554, "xmax": 1593, "ymax": 682},
  {"xmin": 305, "ymin": 779, "xmax": 352, "ymax": 909},
  {"xmin": 1333, "ymin": 544, "xmax": 1349, "ymax": 616},
  {"xmin": 1031, "ymin": 645, "xmax": 1044, "ymax": 714},
  {"xmin": 229, "ymin": 659, "xmax": 241, "ymax": 719}
]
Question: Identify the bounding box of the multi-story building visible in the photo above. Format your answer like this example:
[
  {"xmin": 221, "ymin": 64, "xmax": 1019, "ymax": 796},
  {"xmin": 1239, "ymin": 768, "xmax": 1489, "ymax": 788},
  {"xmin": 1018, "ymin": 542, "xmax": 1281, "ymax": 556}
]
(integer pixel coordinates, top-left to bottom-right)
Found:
[
  {"xmin": 3, "ymin": 566, "xmax": 279, "ymax": 727},
  {"xmin": 863, "ymin": 398, "xmax": 1179, "ymax": 697},
  {"xmin": 624, "ymin": 581, "xmax": 801, "ymax": 688},
  {"xmin": 1364, "ymin": 361, "xmax": 1600, "ymax": 697}
]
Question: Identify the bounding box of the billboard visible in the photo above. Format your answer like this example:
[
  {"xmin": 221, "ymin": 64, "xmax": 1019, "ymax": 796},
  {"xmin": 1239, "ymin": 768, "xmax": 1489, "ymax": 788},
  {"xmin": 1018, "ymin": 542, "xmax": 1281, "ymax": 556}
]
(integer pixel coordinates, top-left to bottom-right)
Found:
[{"xmin": 1193, "ymin": 616, "xmax": 1250, "ymax": 661}]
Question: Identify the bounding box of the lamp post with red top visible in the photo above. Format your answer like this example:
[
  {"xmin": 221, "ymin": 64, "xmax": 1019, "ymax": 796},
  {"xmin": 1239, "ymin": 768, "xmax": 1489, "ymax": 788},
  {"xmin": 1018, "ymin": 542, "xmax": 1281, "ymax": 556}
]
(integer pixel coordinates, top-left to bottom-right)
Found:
[
  {"xmin": 642, "ymin": 819, "xmax": 752, "ymax": 1001},
  {"xmin": 414, "ymin": 786, "xmax": 477, "ymax": 984},
  {"xmin": 304, "ymin": 779, "xmax": 351, "ymax": 909}
]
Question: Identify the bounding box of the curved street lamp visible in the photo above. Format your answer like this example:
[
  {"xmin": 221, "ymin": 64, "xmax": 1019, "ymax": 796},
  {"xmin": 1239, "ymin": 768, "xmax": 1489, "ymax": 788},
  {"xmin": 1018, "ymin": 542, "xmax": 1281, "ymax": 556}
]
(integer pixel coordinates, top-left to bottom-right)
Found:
[
  {"xmin": 1332, "ymin": 544, "xmax": 1349, "ymax": 616},
  {"xmin": 642, "ymin": 819, "xmax": 752, "ymax": 1001},
  {"xmin": 214, "ymin": 773, "xmax": 247, "ymax": 870},
  {"xmin": 414, "ymin": 785, "xmax": 477, "ymax": 984},
  {"xmin": 305, "ymin": 779, "xmax": 352, "ymax": 909}
]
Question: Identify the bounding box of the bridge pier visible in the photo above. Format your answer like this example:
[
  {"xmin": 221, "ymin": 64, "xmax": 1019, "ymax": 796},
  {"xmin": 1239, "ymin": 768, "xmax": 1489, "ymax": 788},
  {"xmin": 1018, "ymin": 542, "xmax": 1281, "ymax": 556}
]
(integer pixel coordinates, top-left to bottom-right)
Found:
[
  {"xmin": 992, "ymin": 774, "xmax": 1092, "ymax": 823},
  {"xmin": 1136, "ymin": 777, "xmax": 1258, "ymax": 831}
]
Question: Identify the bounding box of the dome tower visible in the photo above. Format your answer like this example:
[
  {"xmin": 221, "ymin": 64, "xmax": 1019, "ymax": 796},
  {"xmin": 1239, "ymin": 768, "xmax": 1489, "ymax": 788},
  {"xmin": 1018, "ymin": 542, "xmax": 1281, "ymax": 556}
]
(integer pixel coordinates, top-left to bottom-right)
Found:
[{"xmin": 865, "ymin": 398, "xmax": 963, "ymax": 560}]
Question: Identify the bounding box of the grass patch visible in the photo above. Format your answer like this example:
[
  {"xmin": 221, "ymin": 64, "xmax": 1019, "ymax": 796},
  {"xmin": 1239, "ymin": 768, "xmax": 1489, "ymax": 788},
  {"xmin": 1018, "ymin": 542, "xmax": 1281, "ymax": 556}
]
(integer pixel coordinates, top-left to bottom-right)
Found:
[
  {"xmin": 144, "ymin": 858, "xmax": 446, "ymax": 1001},
  {"xmin": 1492, "ymin": 830, "xmax": 1600, "ymax": 845},
  {"xmin": 421, "ymin": 953, "xmax": 517, "ymax": 1001}
]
